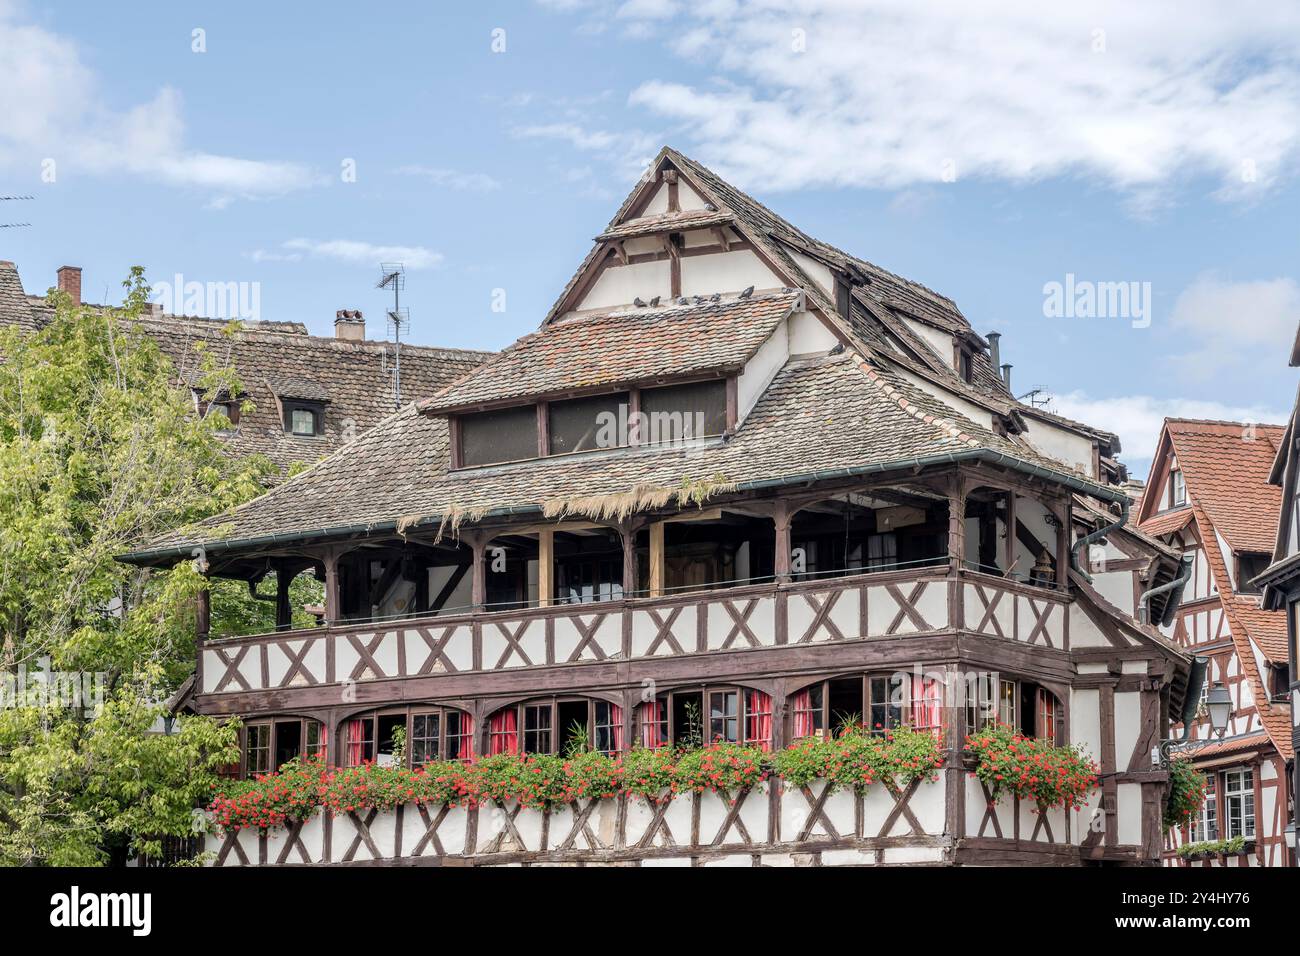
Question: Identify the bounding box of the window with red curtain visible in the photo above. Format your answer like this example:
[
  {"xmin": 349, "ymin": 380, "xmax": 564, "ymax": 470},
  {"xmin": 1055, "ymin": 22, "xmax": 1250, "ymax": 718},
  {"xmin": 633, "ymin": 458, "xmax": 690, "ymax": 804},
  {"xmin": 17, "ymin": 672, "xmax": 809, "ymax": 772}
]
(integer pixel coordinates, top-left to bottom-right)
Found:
[
  {"xmin": 1035, "ymin": 688, "xmax": 1057, "ymax": 745},
  {"xmin": 744, "ymin": 690, "xmax": 773, "ymax": 751},
  {"xmin": 447, "ymin": 712, "xmax": 473, "ymax": 761},
  {"xmin": 910, "ymin": 677, "xmax": 943, "ymax": 739},
  {"xmin": 791, "ymin": 685, "xmax": 823, "ymax": 740},
  {"xmin": 489, "ymin": 708, "xmax": 519, "ymax": 755},
  {"xmin": 636, "ymin": 700, "xmax": 667, "ymax": 748},
  {"xmin": 594, "ymin": 701, "xmax": 624, "ymax": 755},
  {"xmin": 345, "ymin": 717, "xmax": 373, "ymax": 766}
]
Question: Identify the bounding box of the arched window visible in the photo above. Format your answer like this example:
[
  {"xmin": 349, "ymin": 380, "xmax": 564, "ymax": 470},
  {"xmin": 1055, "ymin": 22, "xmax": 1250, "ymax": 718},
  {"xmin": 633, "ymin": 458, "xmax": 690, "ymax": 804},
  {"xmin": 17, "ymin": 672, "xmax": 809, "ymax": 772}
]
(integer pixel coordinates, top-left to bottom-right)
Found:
[
  {"xmin": 788, "ymin": 673, "xmax": 945, "ymax": 741},
  {"xmin": 241, "ymin": 716, "xmax": 327, "ymax": 777},
  {"xmin": 963, "ymin": 675, "xmax": 1063, "ymax": 743},
  {"xmin": 342, "ymin": 705, "xmax": 474, "ymax": 768},
  {"xmin": 633, "ymin": 684, "xmax": 773, "ymax": 750},
  {"xmin": 486, "ymin": 697, "xmax": 624, "ymax": 756}
]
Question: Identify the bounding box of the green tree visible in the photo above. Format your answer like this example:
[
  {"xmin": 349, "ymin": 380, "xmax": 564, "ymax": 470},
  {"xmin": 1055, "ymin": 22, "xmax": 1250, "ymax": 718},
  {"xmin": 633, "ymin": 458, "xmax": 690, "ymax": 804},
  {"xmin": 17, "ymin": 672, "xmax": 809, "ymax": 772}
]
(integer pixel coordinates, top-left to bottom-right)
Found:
[{"xmin": 0, "ymin": 269, "xmax": 275, "ymax": 865}]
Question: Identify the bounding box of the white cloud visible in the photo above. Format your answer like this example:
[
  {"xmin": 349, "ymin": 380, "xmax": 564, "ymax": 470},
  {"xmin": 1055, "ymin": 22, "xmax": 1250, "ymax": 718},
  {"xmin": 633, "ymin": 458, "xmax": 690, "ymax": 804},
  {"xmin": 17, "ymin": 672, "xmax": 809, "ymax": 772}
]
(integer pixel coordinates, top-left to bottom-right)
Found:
[
  {"xmin": 1051, "ymin": 391, "xmax": 1291, "ymax": 476},
  {"xmin": 279, "ymin": 239, "xmax": 444, "ymax": 270},
  {"xmin": 394, "ymin": 165, "xmax": 502, "ymax": 191},
  {"xmin": 542, "ymin": 0, "xmax": 1300, "ymax": 200},
  {"xmin": 0, "ymin": 5, "xmax": 321, "ymax": 201},
  {"xmin": 1170, "ymin": 274, "xmax": 1300, "ymax": 353}
]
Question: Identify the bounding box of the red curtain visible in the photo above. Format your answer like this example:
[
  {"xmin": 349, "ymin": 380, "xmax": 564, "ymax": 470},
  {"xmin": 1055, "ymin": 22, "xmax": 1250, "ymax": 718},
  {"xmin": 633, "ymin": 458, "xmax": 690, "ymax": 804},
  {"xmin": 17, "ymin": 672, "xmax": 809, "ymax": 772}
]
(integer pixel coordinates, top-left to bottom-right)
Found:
[
  {"xmin": 606, "ymin": 704, "xmax": 624, "ymax": 753},
  {"xmin": 1035, "ymin": 689, "xmax": 1056, "ymax": 744},
  {"xmin": 489, "ymin": 709, "xmax": 519, "ymax": 755},
  {"xmin": 461, "ymin": 715, "xmax": 475, "ymax": 760},
  {"xmin": 745, "ymin": 690, "xmax": 773, "ymax": 751},
  {"xmin": 911, "ymin": 678, "xmax": 942, "ymax": 738},
  {"xmin": 637, "ymin": 700, "xmax": 664, "ymax": 748},
  {"xmin": 792, "ymin": 688, "xmax": 815, "ymax": 739},
  {"xmin": 346, "ymin": 718, "xmax": 365, "ymax": 766}
]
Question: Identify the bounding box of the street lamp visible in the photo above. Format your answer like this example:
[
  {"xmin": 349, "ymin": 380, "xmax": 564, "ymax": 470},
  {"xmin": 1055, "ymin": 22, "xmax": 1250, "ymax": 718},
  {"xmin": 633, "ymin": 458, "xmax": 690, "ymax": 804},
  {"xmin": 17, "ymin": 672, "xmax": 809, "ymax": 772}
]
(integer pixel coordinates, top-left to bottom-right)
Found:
[{"xmin": 1205, "ymin": 683, "xmax": 1232, "ymax": 738}]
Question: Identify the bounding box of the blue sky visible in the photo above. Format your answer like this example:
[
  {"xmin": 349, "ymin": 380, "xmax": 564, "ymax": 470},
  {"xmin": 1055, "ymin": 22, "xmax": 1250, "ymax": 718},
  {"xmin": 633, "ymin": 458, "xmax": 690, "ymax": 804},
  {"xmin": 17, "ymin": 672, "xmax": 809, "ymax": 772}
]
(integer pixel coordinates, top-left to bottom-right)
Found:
[{"xmin": 4, "ymin": 0, "xmax": 1300, "ymax": 476}]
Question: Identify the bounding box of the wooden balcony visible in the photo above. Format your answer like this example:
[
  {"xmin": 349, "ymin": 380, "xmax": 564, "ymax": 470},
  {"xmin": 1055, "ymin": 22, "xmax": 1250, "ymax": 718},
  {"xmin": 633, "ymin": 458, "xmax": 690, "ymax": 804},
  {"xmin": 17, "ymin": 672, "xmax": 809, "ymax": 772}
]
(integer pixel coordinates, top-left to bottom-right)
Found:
[{"xmin": 195, "ymin": 565, "xmax": 1069, "ymax": 701}]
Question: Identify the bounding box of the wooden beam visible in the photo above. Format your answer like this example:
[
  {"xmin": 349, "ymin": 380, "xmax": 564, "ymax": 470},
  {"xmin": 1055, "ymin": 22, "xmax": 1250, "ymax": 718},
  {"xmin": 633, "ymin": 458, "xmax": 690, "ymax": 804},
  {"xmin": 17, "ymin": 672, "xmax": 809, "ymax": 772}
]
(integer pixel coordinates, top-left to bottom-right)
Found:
[
  {"xmin": 649, "ymin": 521, "xmax": 665, "ymax": 598},
  {"xmin": 1003, "ymin": 492, "xmax": 1017, "ymax": 578},
  {"xmin": 773, "ymin": 501, "xmax": 793, "ymax": 584},
  {"xmin": 710, "ymin": 226, "xmax": 731, "ymax": 252},
  {"xmin": 470, "ymin": 536, "xmax": 488, "ymax": 610},
  {"xmin": 196, "ymin": 580, "xmax": 211, "ymax": 640},
  {"xmin": 620, "ymin": 522, "xmax": 638, "ymax": 596},
  {"xmin": 322, "ymin": 550, "xmax": 340, "ymax": 624},
  {"xmin": 538, "ymin": 529, "xmax": 554, "ymax": 608}
]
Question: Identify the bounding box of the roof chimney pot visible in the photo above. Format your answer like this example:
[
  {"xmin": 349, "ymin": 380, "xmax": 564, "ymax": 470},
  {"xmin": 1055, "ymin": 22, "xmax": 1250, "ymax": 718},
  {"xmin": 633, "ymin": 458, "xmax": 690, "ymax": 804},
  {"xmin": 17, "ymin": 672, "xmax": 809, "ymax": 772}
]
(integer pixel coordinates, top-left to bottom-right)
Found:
[
  {"xmin": 334, "ymin": 309, "xmax": 365, "ymax": 341},
  {"xmin": 1001, "ymin": 363, "xmax": 1013, "ymax": 391},
  {"xmin": 987, "ymin": 331, "xmax": 1001, "ymax": 374},
  {"xmin": 57, "ymin": 265, "xmax": 82, "ymax": 306}
]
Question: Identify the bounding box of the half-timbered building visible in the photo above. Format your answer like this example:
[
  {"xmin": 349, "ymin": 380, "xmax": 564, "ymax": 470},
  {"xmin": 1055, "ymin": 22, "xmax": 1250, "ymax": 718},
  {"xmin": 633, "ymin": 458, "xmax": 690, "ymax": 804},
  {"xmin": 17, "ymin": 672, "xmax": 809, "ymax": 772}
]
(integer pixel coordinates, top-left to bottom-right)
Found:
[
  {"xmin": 1256, "ymin": 325, "xmax": 1300, "ymax": 865},
  {"xmin": 1139, "ymin": 419, "xmax": 1295, "ymax": 866},
  {"xmin": 121, "ymin": 148, "xmax": 1195, "ymax": 867}
]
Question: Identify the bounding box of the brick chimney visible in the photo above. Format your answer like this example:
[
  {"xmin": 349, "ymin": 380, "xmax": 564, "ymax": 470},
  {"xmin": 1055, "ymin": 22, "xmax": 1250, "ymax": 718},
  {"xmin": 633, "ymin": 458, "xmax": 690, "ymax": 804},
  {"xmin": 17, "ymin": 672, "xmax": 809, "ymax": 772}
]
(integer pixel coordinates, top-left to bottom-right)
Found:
[
  {"xmin": 334, "ymin": 309, "xmax": 365, "ymax": 341},
  {"xmin": 57, "ymin": 265, "xmax": 82, "ymax": 306}
]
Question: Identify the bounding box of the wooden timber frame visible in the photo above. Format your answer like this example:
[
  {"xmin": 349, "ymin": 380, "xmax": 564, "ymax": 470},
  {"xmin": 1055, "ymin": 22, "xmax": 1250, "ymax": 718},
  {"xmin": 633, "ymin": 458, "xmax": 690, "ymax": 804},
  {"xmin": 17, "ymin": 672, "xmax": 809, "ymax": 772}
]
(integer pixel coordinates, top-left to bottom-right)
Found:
[{"xmin": 187, "ymin": 460, "xmax": 1187, "ymax": 866}]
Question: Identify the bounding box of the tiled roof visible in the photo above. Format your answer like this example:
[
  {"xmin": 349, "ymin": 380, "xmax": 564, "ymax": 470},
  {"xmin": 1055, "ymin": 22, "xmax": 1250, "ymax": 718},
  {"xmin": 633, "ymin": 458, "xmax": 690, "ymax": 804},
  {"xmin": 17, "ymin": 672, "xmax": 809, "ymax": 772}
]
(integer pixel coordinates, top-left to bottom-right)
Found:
[
  {"xmin": 1227, "ymin": 597, "xmax": 1289, "ymax": 662},
  {"xmin": 597, "ymin": 209, "xmax": 733, "ymax": 240},
  {"xmin": 140, "ymin": 316, "xmax": 492, "ymax": 471},
  {"xmin": 0, "ymin": 261, "xmax": 493, "ymax": 474},
  {"xmin": 0, "ymin": 261, "xmax": 41, "ymax": 333},
  {"xmin": 1183, "ymin": 730, "xmax": 1272, "ymax": 761},
  {"xmin": 130, "ymin": 352, "xmax": 1115, "ymax": 559},
  {"xmin": 422, "ymin": 291, "xmax": 800, "ymax": 413},
  {"xmin": 1165, "ymin": 419, "xmax": 1285, "ymax": 554},
  {"xmin": 1138, "ymin": 506, "xmax": 1195, "ymax": 539}
]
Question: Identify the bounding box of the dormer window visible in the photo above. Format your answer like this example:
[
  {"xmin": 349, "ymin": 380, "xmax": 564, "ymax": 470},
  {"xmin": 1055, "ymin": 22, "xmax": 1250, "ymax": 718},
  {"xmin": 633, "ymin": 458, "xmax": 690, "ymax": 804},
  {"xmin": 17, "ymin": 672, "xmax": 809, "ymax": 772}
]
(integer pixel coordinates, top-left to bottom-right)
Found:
[
  {"xmin": 958, "ymin": 348, "xmax": 973, "ymax": 383},
  {"xmin": 641, "ymin": 380, "xmax": 727, "ymax": 445},
  {"xmin": 460, "ymin": 405, "xmax": 537, "ymax": 467},
  {"xmin": 285, "ymin": 402, "xmax": 324, "ymax": 437},
  {"xmin": 1169, "ymin": 468, "xmax": 1186, "ymax": 508},
  {"xmin": 549, "ymin": 393, "xmax": 628, "ymax": 455}
]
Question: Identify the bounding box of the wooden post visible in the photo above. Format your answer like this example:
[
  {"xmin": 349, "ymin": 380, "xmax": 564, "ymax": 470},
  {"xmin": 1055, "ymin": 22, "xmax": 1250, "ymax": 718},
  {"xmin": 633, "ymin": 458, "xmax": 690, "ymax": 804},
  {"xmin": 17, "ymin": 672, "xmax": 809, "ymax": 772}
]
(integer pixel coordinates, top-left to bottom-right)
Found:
[
  {"xmin": 1055, "ymin": 498, "xmax": 1071, "ymax": 591},
  {"xmin": 649, "ymin": 521, "xmax": 665, "ymax": 598},
  {"xmin": 275, "ymin": 561, "xmax": 292, "ymax": 631},
  {"xmin": 947, "ymin": 477, "xmax": 966, "ymax": 575},
  {"xmin": 773, "ymin": 501, "xmax": 793, "ymax": 584},
  {"xmin": 620, "ymin": 522, "xmax": 639, "ymax": 596},
  {"xmin": 470, "ymin": 536, "xmax": 488, "ymax": 610},
  {"xmin": 323, "ymin": 549, "xmax": 340, "ymax": 624},
  {"xmin": 1003, "ymin": 491, "xmax": 1017, "ymax": 579},
  {"xmin": 538, "ymin": 529, "xmax": 554, "ymax": 608},
  {"xmin": 196, "ymin": 580, "xmax": 211, "ymax": 641}
]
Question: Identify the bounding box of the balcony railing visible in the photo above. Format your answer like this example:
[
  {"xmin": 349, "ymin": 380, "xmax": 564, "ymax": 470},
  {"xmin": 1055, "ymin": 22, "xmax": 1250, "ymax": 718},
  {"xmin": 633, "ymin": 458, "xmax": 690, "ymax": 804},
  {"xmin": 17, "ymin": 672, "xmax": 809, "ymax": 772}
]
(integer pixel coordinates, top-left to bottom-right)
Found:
[{"xmin": 196, "ymin": 564, "xmax": 1069, "ymax": 698}]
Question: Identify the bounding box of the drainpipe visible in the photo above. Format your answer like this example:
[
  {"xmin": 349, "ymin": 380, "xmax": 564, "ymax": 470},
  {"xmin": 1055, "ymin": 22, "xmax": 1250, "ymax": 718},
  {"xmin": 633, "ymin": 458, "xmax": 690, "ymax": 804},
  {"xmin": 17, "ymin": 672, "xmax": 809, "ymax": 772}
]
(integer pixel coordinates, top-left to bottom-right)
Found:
[
  {"xmin": 1070, "ymin": 496, "xmax": 1129, "ymax": 583},
  {"xmin": 1138, "ymin": 553, "xmax": 1194, "ymax": 627}
]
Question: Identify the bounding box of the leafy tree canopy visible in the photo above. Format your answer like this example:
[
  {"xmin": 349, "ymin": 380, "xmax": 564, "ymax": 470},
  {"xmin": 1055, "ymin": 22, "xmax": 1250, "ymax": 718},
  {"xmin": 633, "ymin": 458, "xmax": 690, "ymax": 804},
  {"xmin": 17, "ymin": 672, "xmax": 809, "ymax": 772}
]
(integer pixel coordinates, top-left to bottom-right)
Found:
[{"xmin": 0, "ymin": 269, "xmax": 277, "ymax": 865}]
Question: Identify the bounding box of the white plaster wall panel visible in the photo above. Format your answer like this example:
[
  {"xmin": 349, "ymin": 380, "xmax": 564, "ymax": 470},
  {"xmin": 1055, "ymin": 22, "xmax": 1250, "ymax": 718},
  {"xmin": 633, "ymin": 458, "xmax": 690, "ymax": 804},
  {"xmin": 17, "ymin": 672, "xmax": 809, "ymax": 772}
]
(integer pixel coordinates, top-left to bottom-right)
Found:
[
  {"xmin": 788, "ymin": 586, "xmax": 860, "ymax": 643},
  {"xmin": 623, "ymin": 235, "xmax": 662, "ymax": 257},
  {"xmin": 266, "ymin": 642, "xmax": 293, "ymax": 687},
  {"xmin": 578, "ymin": 260, "xmax": 670, "ymax": 312},
  {"xmin": 663, "ymin": 789, "xmax": 695, "ymax": 844},
  {"xmin": 737, "ymin": 319, "xmax": 789, "ymax": 426},
  {"xmin": 882, "ymin": 846, "xmax": 944, "ymax": 864},
  {"xmin": 1092, "ymin": 569, "xmax": 1135, "ymax": 616},
  {"xmin": 239, "ymin": 648, "xmax": 262, "ymax": 688},
  {"xmin": 679, "ymin": 249, "xmax": 780, "ymax": 299},
  {"xmin": 1070, "ymin": 688, "xmax": 1103, "ymax": 763},
  {"xmin": 900, "ymin": 317, "xmax": 956, "ymax": 370},
  {"xmin": 701, "ymin": 854, "xmax": 754, "ymax": 867},
  {"xmin": 965, "ymin": 776, "xmax": 987, "ymax": 836},
  {"xmin": 784, "ymin": 249, "xmax": 836, "ymax": 296},
  {"xmin": 908, "ymin": 778, "xmax": 945, "ymax": 834},
  {"xmin": 631, "ymin": 605, "xmax": 695, "ymax": 657},
  {"xmin": 1120, "ymin": 660, "xmax": 1148, "ymax": 675},
  {"xmin": 641, "ymin": 856, "xmax": 692, "ymax": 867},
  {"xmin": 705, "ymin": 596, "xmax": 775, "ymax": 649},
  {"xmin": 679, "ymin": 179, "xmax": 708, "ymax": 210},
  {"xmin": 1116, "ymin": 784, "xmax": 1143, "ymax": 845},
  {"xmin": 915, "ymin": 582, "xmax": 948, "ymax": 630},
  {"xmin": 1015, "ymin": 594, "xmax": 1062, "ymax": 648},
  {"xmin": 821, "ymin": 848, "xmax": 877, "ymax": 866},
  {"xmin": 553, "ymin": 612, "xmax": 622, "ymax": 663},
  {"xmin": 1070, "ymin": 789, "xmax": 1103, "ymax": 845},
  {"xmin": 787, "ymin": 310, "xmax": 838, "ymax": 355},
  {"xmin": 1022, "ymin": 418, "xmax": 1097, "ymax": 478},
  {"xmin": 1113, "ymin": 691, "xmax": 1142, "ymax": 766},
  {"xmin": 641, "ymin": 183, "xmax": 670, "ymax": 216},
  {"xmin": 1068, "ymin": 604, "xmax": 1112, "ymax": 648},
  {"xmin": 201, "ymin": 649, "xmax": 221, "ymax": 693},
  {"xmin": 965, "ymin": 583, "xmax": 1013, "ymax": 638},
  {"xmin": 896, "ymin": 366, "xmax": 999, "ymax": 434}
]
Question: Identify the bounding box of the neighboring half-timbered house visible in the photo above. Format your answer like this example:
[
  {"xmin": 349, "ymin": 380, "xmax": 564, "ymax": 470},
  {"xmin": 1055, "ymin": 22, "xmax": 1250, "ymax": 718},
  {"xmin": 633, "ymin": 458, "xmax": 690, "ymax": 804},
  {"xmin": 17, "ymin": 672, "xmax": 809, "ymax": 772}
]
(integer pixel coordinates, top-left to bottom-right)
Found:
[
  {"xmin": 121, "ymin": 147, "xmax": 1194, "ymax": 867},
  {"xmin": 0, "ymin": 259, "xmax": 493, "ymax": 475},
  {"xmin": 1256, "ymin": 326, "xmax": 1300, "ymax": 865},
  {"xmin": 1139, "ymin": 419, "xmax": 1294, "ymax": 867}
]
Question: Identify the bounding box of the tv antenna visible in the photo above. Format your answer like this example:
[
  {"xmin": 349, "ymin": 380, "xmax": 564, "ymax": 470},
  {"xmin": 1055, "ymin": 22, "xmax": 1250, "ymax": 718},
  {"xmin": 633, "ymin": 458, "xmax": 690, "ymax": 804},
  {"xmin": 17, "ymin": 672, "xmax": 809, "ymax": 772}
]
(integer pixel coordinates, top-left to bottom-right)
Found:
[
  {"xmin": 1018, "ymin": 386, "xmax": 1055, "ymax": 412},
  {"xmin": 0, "ymin": 195, "xmax": 33, "ymax": 229},
  {"xmin": 377, "ymin": 263, "xmax": 408, "ymax": 409}
]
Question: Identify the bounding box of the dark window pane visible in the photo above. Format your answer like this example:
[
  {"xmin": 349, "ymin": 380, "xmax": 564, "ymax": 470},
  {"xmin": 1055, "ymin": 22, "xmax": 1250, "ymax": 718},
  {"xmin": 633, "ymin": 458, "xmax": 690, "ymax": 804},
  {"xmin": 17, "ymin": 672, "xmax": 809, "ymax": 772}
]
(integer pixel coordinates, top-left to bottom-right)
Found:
[
  {"xmin": 640, "ymin": 380, "xmax": 727, "ymax": 445},
  {"xmin": 549, "ymin": 394, "xmax": 626, "ymax": 455},
  {"xmin": 460, "ymin": 406, "xmax": 538, "ymax": 467}
]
